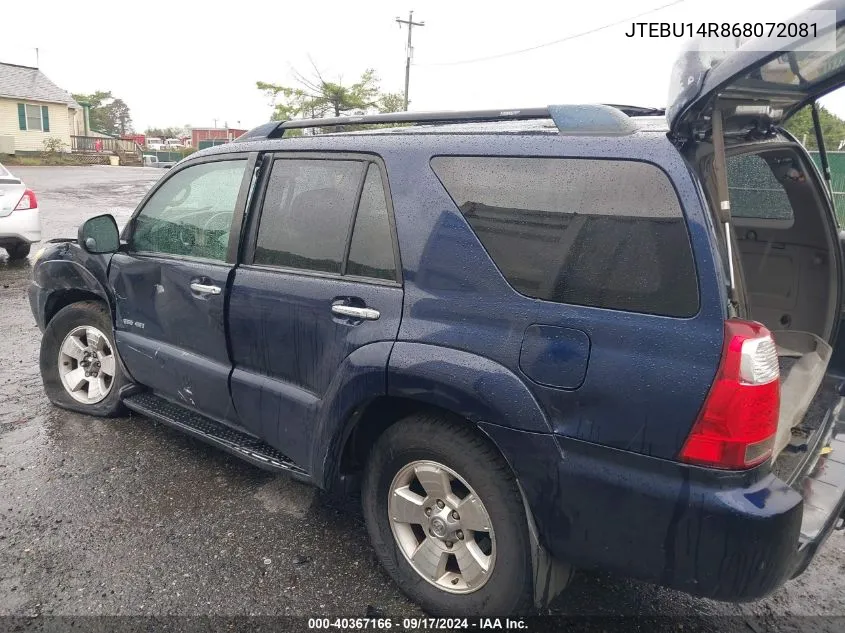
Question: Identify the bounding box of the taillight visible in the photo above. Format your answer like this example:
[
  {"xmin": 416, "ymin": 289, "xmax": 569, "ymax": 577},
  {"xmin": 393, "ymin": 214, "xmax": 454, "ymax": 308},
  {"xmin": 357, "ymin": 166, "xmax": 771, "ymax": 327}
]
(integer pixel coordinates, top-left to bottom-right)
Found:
[
  {"xmin": 679, "ymin": 319, "xmax": 780, "ymax": 469},
  {"xmin": 14, "ymin": 189, "xmax": 37, "ymax": 211}
]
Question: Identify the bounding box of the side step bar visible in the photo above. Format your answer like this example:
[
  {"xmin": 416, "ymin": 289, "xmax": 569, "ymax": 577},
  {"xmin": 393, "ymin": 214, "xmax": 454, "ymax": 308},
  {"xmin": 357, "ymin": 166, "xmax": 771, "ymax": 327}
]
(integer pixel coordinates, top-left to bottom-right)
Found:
[{"xmin": 123, "ymin": 392, "xmax": 308, "ymax": 478}]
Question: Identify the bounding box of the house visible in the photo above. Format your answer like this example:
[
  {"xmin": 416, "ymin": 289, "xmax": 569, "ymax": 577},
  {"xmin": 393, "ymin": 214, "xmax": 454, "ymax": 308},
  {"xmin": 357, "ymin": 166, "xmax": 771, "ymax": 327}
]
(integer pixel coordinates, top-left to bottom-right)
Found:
[
  {"xmin": 0, "ymin": 62, "xmax": 82, "ymax": 154},
  {"xmin": 191, "ymin": 126, "xmax": 248, "ymax": 149}
]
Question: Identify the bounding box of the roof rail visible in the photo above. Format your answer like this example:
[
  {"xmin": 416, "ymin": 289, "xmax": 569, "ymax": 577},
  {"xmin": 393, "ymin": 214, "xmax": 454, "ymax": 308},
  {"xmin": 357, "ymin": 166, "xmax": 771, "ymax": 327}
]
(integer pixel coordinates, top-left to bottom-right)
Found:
[{"xmin": 235, "ymin": 103, "xmax": 648, "ymax": 142}]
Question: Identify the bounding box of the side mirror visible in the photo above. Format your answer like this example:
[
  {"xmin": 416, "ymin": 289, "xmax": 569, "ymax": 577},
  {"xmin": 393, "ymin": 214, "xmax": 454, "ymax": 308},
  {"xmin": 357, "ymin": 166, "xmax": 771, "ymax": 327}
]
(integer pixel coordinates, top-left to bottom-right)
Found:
[{"xmin": 78, "ymin": 214, "xmax": 120, "ymax": 254}]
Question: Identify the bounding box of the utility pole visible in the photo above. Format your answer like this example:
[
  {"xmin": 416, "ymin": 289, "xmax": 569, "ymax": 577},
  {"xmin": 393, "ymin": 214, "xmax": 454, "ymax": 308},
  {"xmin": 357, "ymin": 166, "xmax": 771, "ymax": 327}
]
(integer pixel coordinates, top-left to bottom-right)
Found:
[{"xmin": 396, "ymin": 10, "xmax": 424, "ymax": 111}]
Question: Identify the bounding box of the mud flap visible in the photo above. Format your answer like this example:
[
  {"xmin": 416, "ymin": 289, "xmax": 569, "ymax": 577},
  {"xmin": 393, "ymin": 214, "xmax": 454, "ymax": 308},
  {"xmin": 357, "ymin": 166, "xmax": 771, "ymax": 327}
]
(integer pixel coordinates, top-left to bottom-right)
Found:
[{"xmin": 517, "ymin": 482, "xmax": 574, "ymax": 609}]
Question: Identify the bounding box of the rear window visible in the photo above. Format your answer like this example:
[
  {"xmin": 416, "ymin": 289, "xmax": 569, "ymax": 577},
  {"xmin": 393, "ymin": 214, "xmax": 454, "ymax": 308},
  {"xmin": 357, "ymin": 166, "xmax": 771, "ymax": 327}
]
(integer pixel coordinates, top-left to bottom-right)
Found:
[
  {"xmin": 727, "ymin": 153, "xmax": 794, "ymax": 223},
  {"xmin": 430, "ymin": 156, "xmax": 699, "ymax": 317}
]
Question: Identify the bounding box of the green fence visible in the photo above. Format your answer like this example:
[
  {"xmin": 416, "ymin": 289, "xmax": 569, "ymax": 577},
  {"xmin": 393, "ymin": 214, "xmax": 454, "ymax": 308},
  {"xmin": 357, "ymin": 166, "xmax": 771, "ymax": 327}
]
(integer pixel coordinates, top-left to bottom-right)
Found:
[
  {"xmin": 198, "ymin": 139, "xmax": 229, "ymax": 150},
  {"xmin": 809, "ymin": 151, "xmax": 845, "ymax": 225},
  {"xmin": 143, "ymin": 150, "xmax": 184, "ymax": 162}
]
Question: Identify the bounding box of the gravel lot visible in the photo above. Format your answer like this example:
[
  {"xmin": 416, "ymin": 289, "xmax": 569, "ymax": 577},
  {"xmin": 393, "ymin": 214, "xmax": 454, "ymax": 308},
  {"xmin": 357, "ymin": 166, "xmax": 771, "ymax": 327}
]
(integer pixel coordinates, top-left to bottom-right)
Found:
[{"xmin": 1, "ymin": 166, "xmax": 844, "ymax": 630}]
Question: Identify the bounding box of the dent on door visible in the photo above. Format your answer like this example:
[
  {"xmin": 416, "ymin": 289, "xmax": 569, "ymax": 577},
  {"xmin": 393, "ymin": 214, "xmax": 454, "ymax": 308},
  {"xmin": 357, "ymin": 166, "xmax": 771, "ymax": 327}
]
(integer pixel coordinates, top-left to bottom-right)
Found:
[{"xmin": 110, "ymin": 254, "xmax": 234, "ymax": 418}]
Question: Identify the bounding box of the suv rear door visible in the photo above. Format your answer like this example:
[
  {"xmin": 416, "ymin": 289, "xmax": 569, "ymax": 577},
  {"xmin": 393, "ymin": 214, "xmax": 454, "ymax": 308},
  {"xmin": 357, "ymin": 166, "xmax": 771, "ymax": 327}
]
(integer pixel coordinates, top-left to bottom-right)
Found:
[
  {"xmin": 668, "ymin": 1, "xmax": 845, "ymax": 139},
  {"xmin": 110, "ymin": 153, "xmax": 255, "ymax": 423},
  {"xmin": 228, "ymin": 153, "xmax": 403, "ymax": 469}
]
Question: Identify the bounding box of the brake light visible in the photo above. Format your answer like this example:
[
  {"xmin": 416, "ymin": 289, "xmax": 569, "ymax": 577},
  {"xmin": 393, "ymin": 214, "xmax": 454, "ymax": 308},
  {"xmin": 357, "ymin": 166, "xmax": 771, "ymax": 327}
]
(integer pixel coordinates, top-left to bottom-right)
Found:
[
  {"xmin": 14, "ymin": 189, "xmax": 37, "ymax": 211},
  {"xmin": 679, "ymin": 319, "xmax": 780, "ymax": 469}
]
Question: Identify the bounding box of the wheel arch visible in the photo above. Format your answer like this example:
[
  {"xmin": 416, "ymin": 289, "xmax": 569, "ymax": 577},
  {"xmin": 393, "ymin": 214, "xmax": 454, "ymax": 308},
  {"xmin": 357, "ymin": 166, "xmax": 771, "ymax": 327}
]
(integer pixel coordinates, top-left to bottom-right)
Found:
[
  {"xmin": 44, "ymin": 288, "xmax": 107, "ymax": 327},
  {"xmin": 34, "ymin": 258, "xmax": 114, "ymax": 329},
  {"xmin": 339, "ymin": 395, "xmax": 573, "ymax": 609},
  {"xmin": 323, "ymin": 341, "xmax": 552, "ymax": 492},
  {"xmin": 331, "ymin": 396, "xmax": 472, "ymax": 491}
]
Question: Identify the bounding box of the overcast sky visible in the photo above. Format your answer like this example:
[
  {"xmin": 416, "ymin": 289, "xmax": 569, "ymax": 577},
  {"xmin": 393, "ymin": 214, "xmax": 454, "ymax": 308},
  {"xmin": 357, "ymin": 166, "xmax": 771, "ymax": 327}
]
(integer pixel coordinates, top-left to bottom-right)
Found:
[{"xmin": 0, "ymin": 0, "xmax": 839, "ymax": 132}]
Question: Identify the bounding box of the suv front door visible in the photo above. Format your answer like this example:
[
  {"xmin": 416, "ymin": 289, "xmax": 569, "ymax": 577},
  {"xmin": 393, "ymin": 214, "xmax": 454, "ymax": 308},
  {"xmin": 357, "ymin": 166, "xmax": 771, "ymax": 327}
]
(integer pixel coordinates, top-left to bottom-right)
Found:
[
  {"xmin": 228, "ymin": 154, "xmax": 403, "ymax": 469},
  {"xmin": 110, "ymin": 154, "xmax": 255, "ymax": 423}
]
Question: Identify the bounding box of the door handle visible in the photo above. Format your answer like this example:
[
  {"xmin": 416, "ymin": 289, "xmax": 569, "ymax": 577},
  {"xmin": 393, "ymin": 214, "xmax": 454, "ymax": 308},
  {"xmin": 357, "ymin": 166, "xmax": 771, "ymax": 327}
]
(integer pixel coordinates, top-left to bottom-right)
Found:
[
  {"xmin": 190, "ymin": 282, "xmax": 222, "ymax": 295},
  {"xmin": 331, "ymin": 304, "xmax": 380, "ymax": 320}
]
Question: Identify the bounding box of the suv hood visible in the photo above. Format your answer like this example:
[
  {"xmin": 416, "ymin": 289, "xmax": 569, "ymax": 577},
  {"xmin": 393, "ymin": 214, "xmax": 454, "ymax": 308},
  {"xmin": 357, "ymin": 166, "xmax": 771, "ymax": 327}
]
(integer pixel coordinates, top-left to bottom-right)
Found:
[{"xmin": 668, "ymin": 0, "xmax": 845, "ymax": 138}]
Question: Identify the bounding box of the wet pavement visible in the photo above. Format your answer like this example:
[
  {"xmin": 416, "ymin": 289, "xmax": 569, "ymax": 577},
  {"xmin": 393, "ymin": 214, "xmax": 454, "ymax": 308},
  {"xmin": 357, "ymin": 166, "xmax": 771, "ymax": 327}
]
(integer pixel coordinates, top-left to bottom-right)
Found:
[{"xmin": 1, "ymin": 166, "xmax": 844, "ymax": 629}]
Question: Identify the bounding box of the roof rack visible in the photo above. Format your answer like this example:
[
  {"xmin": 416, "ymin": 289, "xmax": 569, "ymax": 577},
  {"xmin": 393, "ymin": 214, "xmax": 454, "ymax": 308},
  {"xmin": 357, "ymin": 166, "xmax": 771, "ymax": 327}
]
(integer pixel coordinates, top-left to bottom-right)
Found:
[{"xmin": 235, "ymin": 103, "xmax": 659, "ymax": 142}]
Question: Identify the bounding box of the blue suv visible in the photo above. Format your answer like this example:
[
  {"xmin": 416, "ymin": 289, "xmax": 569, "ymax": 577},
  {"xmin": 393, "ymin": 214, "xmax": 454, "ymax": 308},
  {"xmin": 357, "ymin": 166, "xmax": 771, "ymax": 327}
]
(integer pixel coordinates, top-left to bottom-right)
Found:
[{"xmin": 28, "ymin": 5, "xmax": 845, "ymax": 614}]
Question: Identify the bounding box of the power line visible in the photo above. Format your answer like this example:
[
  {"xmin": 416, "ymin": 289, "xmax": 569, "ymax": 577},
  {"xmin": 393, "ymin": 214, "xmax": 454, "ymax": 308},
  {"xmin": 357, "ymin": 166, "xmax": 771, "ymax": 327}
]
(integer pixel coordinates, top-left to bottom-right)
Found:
[{"xmin": 414, "ymin": 0, "xmax": 686, "ymax": 67}]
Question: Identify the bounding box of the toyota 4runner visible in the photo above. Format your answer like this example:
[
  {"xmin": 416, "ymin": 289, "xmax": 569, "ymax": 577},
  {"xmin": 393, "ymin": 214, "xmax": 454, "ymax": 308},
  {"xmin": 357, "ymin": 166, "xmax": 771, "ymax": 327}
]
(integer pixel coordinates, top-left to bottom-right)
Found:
[{"xmin": 28, "ymin": 2, "xmax": 845, "ymax": 615}]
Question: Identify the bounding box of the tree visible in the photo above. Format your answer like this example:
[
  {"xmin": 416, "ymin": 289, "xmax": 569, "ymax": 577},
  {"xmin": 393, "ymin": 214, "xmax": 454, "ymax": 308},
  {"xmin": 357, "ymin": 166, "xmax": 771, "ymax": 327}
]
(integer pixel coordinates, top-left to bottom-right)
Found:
[
  {"xmin": 257, "ymin": 66, "xmax": 389, "ymax": 122},
  {"xmin": 377, "ymin": 92, "xmax": 405, "ymax": 114},
  {"xmin": 105, "ymin": 98, "xmax": 133, "ymax": 137},
  {"xmin": 71, "ymin": 90, "xmax": 112, "ymax": 133},
  {"xmin": 71, "ymin": 90, "xmax": 134, "ymax": 136},
  {"xmin": 784, "ymin": 104, "xmax": 845, "ymax": 150},
  {"xmin": 145, "ymin": 126, "xmax": 189, "ymax": 139}
]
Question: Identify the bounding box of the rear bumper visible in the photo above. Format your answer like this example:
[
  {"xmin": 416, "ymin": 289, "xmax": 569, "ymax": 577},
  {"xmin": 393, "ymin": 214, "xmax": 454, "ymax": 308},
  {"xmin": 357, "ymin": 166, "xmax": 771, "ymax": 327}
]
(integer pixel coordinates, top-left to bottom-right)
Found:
[
  {"xmin": 789, "ymin": 404, "xmax": 845, "ymax": 578},
  {"xmin": 480, "ymin": 411, "xmax": 845, "ymax": 602},
  {"xmin": 0, "ymin": 207, "xmax": 41, "ymax": 244}
]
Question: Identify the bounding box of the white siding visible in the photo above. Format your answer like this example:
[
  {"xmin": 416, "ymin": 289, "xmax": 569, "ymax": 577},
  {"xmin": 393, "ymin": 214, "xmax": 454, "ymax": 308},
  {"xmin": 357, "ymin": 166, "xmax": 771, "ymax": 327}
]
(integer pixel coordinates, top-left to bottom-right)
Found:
[{"xmin": 0, "ymin": 97, "xmax": 73, "ymax": 152}]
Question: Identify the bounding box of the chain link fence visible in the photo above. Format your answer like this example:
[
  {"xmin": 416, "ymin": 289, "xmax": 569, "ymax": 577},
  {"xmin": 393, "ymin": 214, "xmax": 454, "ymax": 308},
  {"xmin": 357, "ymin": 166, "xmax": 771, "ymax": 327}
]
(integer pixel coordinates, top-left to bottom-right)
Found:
[{"xmin": 809, "ymin": 151, "xmax": 845, "ymax": 226}]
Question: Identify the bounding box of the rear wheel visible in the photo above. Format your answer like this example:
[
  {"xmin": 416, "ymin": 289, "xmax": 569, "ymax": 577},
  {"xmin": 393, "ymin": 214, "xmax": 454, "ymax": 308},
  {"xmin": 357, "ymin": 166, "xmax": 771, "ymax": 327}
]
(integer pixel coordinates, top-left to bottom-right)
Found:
[
  {"xmin": 5, "ymin": 242, "xmax": 30, "ymax": 261},
  {"xmin": 362, "ymin": 413, "xmax": 533, "ymax": 616},
  {"xmin": 40, "ymin": 301, "xmax": 128, "ymax": 416}
]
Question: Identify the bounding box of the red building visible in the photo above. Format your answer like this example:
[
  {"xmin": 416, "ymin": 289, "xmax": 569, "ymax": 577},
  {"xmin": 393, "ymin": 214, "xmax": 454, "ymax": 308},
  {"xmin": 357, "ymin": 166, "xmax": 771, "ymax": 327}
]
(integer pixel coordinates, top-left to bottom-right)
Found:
[
  {"xmin": 191, "ymin": 127, "xmax": 248, "ymax": 148},
  {"xmin": 121, "ymin": 134, "xmax": 146, "ymax": 147}
]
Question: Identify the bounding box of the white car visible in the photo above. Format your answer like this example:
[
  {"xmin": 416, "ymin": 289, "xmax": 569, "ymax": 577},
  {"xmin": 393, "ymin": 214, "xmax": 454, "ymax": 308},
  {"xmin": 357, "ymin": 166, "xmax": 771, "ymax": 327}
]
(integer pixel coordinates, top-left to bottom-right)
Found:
[{"xmin": 0, "ymin": 163, "xmax": 41, "ymax": 261}]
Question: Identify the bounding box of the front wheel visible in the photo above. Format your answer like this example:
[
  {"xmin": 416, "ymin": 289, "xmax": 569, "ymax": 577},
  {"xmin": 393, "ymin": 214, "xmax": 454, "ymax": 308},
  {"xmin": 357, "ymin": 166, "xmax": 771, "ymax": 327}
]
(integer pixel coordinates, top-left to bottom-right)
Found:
[
  {"xmin": 362, "ymin": 413, "xmax": 533, "ymax": 616},
  {"xmin": 40, "ymin": 301, "xmax": 128, "ymax": 416}
]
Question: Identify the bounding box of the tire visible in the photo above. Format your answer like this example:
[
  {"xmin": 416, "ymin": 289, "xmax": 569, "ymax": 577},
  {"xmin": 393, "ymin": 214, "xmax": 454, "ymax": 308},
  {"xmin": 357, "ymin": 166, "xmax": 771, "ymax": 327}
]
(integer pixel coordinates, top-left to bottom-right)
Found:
[
  {"xmin": 362, "ymin": 413, "xmax": 533, "ymax": 616},
  {"xmin": 6, "ymin": 242, "xmax": 30, "ymax": 261},
  {"xmin": 40, "ymin": 301, "xmax": 128, "ymax": 417}
]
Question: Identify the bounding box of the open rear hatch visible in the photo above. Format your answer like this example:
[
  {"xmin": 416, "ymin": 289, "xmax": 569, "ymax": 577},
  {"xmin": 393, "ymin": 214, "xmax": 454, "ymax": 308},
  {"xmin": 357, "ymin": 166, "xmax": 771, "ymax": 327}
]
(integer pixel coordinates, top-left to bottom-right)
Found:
[
  {"xmin": 666, "ymin": 0, "xmax": 845, "ymax": 552},
  {"xmin": 671, "ymin": 0, "xmax": 845, "ymax": 545},
  {"xmin": 668, "ymin": 1, "xmax": 845, "ymax": 141}
]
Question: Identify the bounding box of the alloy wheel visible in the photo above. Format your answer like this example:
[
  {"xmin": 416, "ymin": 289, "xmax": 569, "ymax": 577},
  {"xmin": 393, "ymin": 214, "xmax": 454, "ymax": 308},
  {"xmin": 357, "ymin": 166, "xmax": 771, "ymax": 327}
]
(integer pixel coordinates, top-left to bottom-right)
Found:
[
  {"xmin": 57, "ymin": 325, "xmax": 116, "ymax": 404},
  {"xmin": 388, "ymin": 459, "xmax": 496, "ymax": 594}
]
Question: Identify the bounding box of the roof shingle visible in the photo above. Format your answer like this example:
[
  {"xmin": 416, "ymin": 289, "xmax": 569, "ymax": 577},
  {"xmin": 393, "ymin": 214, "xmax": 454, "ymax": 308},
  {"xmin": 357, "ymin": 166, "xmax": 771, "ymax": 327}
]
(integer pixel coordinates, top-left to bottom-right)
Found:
[{"xmin": 0, "ymin": 62, "xmax": 80, "ymax": 108}]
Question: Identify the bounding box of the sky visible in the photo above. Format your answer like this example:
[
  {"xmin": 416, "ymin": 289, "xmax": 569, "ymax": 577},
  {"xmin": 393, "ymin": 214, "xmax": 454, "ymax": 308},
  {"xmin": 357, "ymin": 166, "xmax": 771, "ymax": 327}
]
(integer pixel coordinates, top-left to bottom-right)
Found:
[{"xmin": 0, "ymin": 0, "xmax": 840, "ymax": 132}]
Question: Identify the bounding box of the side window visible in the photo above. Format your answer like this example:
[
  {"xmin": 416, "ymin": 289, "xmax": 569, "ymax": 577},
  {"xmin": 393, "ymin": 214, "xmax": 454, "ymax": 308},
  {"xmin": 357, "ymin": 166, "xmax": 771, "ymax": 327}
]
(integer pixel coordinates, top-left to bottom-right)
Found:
[
  {"xmin": 131, "ymin": 160, "xmax": 247, "ymax": 261},
  {"xmin": 254, "ymin": 159, "xmax": 364, "ymax": 274},
  {"xmin": 727, "ymin": 153, "xmax": 795, "ymax": 223},
  {"xmin": 346, "ymin": 164, "xmax": 397, "ymax": 281},
  {"xmin": 431, "ymin": 156, "xmax": 699, "ymax": 317}
]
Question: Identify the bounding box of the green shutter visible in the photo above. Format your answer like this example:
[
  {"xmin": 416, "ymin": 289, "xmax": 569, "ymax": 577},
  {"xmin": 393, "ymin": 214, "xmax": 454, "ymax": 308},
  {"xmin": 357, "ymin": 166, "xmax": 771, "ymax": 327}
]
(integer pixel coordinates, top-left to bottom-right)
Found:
[
  {"xmin": 41, "ymin": 106, "xmax": 50, "ymax": 132},
  {"xmin": 17, "ymin": 103, "xmax": 26, "ymax": 130}
]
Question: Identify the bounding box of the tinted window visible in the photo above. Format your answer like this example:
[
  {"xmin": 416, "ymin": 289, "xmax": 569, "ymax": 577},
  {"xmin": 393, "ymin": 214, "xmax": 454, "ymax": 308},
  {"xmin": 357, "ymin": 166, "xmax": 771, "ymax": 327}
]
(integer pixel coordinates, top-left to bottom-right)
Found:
[
  {"xmin": 255, "ymin": 159, "xmax": 364, "ymax": 274},
  {"xmin": 131, "ymin": 160, "xmax": 246, "ymax": 261},
  {"xmin": 346, "ymin": 165, "xmax": 397, "ymax": 280},
  {"xmin": 431, "ymin": 156, "xmax": 699, "ymax": 317},
  {"xmin": 727, "ymin": 153, "xmax": 794, "ymax": 222}
]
